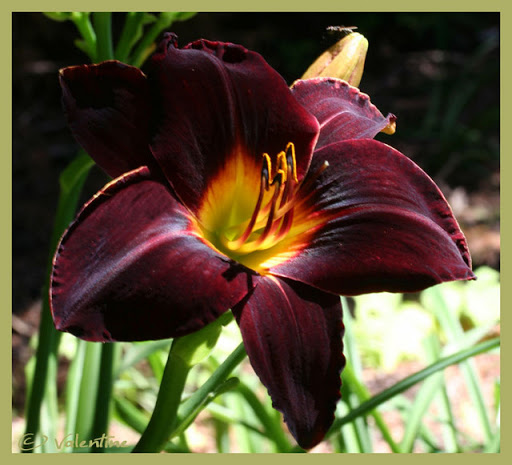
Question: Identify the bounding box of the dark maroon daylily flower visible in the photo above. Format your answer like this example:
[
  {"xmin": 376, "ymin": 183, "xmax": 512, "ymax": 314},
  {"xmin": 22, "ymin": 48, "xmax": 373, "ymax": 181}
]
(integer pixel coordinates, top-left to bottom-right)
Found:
[{"xmin": 50, "ymin": 33, "xmax": 475, "ymax": 449}]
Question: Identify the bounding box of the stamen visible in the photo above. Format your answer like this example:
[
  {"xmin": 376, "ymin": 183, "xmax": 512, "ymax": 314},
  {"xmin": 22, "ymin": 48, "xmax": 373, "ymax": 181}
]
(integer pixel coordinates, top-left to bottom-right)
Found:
[
  {"xmin": 285, "ymin": 142, "xmax": 298, "ymax": 182},
  {"xmin": 225, "ymin": 155, "xmax": 271, "ymax": 250},
  {"xmin": 254, "ymin": 169, "xmax": 285, "ymax": 246},
  {"xmin": 261, "ymin": 153, "xmax": 271, "ymax": 189},
  {"xmin": 276, "ymin": 151, "xmax": 287, "ymax": 182},
  {"xmin": 274, "ymin": 160, "xmax": 329, "ymax": 221},
  {"xmin": 218, "ymin": 142, "xmax": 329, "ymax": 256},
  {"xmin": 274, "ymin": 207, "xmax": 294, "ymax": 242}
]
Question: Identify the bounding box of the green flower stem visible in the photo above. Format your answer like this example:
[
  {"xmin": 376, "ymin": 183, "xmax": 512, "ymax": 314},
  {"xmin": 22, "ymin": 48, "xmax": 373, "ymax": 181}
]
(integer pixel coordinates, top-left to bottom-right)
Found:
[
  {"xmin": 131, "ymin": 309, "xmax": 232, "ymax": 453},
  {"xmin": 133, "ymin": 341, "xmax": 246, "ymax": 453},
  {"xmin": 171, "ymin": 377, "xmax": 240, "ymax": 439},
  {"xmin": 70, "ymin": 13, "xmax": 97, "ymax": 62},
  {"xmin": 115, "ymin": 12, "xmax": 146, "ymax": 63},
  {"xmin": 131, "ymin": 344, "xmax": 191, "ymax": 453},
  {"xmin": 129, "ymin": 13, "xmax": 179, "ymax": 68},
  {"xmin": 93, "ymin": 12, "xmax": 114, "ymax": 62}
]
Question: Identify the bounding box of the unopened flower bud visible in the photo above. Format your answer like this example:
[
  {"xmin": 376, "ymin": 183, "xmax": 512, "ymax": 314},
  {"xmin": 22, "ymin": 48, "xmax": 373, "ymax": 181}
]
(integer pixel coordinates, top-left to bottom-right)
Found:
[{"xmin": 302, "ymin": 32, "xmax": 368, "ymax": 87}]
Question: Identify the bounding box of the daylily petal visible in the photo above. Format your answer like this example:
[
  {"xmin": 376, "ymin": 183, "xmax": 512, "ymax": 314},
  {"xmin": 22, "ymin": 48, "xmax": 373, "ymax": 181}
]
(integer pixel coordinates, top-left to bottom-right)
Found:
[
  {"xmin": 50, "ymin": 166, "xmax": 258, "ymax": 342},
  {"xmin": 147, "ymin": 33, "xmax": 319, "ymax": 214},
  {"xmin": 291, "ymin": 78, "xmax": 396, "ymax": 150},
  {"xmin": 270, "ymin": 139, "xmax": 475, "ymax": 295},
  {"xmin": 60, "ymin": 61, "xmax": 157, "ymax": 178},
  {"xmin": 233, "ymin": 276, "xmax": 344, "ymax": 450}
]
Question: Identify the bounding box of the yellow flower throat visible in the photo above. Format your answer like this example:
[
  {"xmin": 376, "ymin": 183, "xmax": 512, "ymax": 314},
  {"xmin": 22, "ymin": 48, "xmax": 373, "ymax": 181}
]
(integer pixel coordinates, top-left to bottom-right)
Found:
[{"xmin": 196, "ymin": 142, "xmax": 329, "ymax": 273}]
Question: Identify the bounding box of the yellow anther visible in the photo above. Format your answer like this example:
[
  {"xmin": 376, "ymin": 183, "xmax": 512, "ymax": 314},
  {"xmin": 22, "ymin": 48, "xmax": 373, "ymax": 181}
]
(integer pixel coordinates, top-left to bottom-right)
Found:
[
  {"xmin": 262, "ymin": 153, "xmax": 272, "ymax": 187},
  {"xmin": 285, "ymin": 142, "xmax": 298, "ymax": 182},
  {"xmin": 276, "ymin": 151, "xmax": 288, "ymax": 182},
  {"xmin": 221, "ymin": 142, "xmax": 303, "ymax": 254}
]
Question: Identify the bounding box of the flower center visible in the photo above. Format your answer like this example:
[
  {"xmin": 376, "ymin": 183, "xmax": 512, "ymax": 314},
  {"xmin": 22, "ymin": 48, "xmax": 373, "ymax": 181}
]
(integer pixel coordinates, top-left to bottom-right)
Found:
[
  {"xmin": 196, "ymin": 142, "xmax": 329, "ymax": 273},
  {"xmin": 220, "ymin": 142, "xmax": 298, "ymax": 253}
]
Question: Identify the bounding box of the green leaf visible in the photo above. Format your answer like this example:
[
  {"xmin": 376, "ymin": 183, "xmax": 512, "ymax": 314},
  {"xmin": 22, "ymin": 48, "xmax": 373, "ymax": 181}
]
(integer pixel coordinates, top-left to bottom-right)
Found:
[
  {"xmin": 320, "ymin": 338, "xmax": 500, "ymax": 447},
  {"xmin": 421, "ymin": 286, "xmax": 494, "ymax": 443},
  {"xmin": 58, "ymin": 151, "xmax": 95, "ymax": 202},
  {"xmin": 93, "ymin": 12, "xmax": 114, "ymax": 62},
  {"xmin": 173, "ymin": 12, "xmax": 197, "ymax": 22},
  {"xmin": 399, "ymin": 335, "xmax": 447, "ymax": 452},
  {"xmin": 464, "ymin": 266, "xmax": 500, "ymax": 327},
  {"xmin": 22, "ymin": 150, "xmax": 94, "ymax": 452},
  {"xmin": 117, "ymin": 339, "xmax": 172, "ymax": 376},
  {"xmin": 234, "ymin": 382, "xmax": 292, "ymax": 452},
  {"xmin": 90, "ymin": 343, "xmax": 120, "ymax": 452},
  {"xmin": 74, "ymin": 342, "xmax": 102, "ymax": 449},
  {"xmin": 63, "ymin": 339, "xmax": 86, "ymax": 452},
  {"xmin": 114, "ymin": 396, "xmax": 150, "ymax": 434}
]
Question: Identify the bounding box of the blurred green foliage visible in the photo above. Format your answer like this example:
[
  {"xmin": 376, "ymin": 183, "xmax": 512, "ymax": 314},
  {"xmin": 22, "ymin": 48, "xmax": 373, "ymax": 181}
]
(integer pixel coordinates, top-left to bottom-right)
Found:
[{"xmin": 352, "ymin": 266, "xmax": 499, "ymax": 370}]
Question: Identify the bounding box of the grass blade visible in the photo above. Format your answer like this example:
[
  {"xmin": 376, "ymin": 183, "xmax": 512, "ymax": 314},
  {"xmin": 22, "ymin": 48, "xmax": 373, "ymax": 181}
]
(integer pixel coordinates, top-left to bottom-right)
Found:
[
  {"xmin": 235, "ymin": 382, "xmax": 292, "ymax": 452},
  {"xmin": 400, "ymin": 334, "xmax": 446, "ymax": 452},
  {"xmin": 423, "ymin": 287, "xmax": 494, "ymax": 442},
  {"xmin": 341, "ymin": 300, "xmax": 400, "ymax": 452},
  {"xmin": 323, "ymin": 337, "xmax": 499, "ymax": 445},
  {"xmin": 90, "ymin": 343, "xmax": 120, "ymax": 451},
  {"xmin": 116, "ymin": 340, "xmax": 172, "ymax": 377},
  {"xmin": 22, "ymin": 152, "xmax": 94, "ymax": 451},
  {"xmin": 74, "ymin": 342, "xmax": 102, "ymax": 449},
  {"xmin": 63, "ymin": 339, "xmax": 86, "ymax": 452}
]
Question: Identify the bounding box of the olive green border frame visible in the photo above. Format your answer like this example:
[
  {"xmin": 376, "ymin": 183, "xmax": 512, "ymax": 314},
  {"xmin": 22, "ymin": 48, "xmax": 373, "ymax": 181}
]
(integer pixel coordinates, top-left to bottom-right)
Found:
[{"xmin": 4, "ymin": 1, "xmax": 507, "ymax": 463}]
